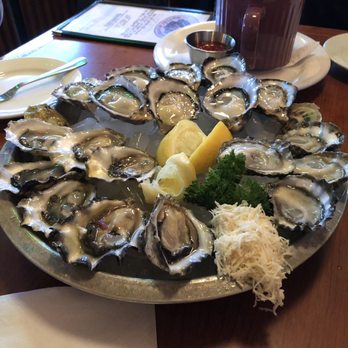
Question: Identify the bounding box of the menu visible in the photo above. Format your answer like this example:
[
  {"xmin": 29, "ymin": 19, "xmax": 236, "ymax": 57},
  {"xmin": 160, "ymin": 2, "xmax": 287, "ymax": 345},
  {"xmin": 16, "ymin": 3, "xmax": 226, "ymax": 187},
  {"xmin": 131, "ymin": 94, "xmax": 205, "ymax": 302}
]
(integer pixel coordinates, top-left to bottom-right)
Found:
[{"xmin": 54, "ymin": 1, "xmax": 211, "ymax": 46}]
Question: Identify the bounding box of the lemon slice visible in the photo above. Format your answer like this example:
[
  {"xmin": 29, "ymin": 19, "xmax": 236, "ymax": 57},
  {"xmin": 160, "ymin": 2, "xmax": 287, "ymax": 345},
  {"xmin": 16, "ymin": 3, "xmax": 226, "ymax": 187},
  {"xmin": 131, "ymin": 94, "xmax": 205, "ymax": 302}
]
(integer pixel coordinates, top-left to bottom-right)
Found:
[
  {"xmin": 140, "ymin": 153, "xmax": 196, "ymax": 204},
  {"xmin": 156, "ymin": 120, "xmax": 206, "ymax": 166},
  {"xmin": 190, "ymin": 121, "xmax": 233, "ymax": 174}
]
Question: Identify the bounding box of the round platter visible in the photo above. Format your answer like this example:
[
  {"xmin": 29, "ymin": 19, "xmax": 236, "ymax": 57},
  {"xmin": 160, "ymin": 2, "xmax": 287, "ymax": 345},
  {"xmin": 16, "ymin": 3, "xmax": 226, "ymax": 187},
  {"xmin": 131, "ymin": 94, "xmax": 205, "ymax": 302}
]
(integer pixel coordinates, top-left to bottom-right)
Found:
[{"xmin": 0, "ymin": 104, "xmax": 346, "ymax": 303}]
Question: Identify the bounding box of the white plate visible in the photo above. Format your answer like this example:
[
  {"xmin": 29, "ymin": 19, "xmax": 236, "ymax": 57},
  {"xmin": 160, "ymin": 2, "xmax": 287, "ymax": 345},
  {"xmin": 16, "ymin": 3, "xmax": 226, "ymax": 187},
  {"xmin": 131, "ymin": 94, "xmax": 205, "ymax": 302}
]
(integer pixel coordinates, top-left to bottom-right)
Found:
[
  {"xmin": 323, "ymin": 33, "xmax": 348, "ymax": 70},
  {"xmin": 153, "ymin": 21, "xmax": 331, "ymax": 90},
  {"xmin": 0, "ymin": 57, "xmax": 82, "ymax": 119}
]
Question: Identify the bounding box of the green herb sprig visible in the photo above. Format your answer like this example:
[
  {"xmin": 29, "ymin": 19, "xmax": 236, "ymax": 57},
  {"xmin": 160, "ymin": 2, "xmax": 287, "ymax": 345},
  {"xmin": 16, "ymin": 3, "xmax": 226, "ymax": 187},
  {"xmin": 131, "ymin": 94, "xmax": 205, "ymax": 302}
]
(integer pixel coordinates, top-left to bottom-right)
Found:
[{"xmin": 184, "ymin": 151, "xmax": 272, "ymax": 214}]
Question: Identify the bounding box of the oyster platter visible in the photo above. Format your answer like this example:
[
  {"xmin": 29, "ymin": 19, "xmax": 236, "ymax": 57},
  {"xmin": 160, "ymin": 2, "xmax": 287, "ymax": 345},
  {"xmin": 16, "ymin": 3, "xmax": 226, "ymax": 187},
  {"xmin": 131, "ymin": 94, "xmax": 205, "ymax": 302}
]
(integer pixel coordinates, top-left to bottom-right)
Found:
[{"xmin": 0, "ymin": 53, "xmax": 347, "ymax": 311}]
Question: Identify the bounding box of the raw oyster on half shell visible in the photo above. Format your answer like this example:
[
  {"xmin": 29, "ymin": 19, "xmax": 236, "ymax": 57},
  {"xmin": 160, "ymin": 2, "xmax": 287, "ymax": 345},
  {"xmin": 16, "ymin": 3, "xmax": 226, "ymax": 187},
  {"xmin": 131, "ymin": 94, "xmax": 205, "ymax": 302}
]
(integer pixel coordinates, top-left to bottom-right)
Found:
[
  {"xmin": 86, "ymin": 146, "xmax": 156, "ymax": 182},
  {"xmin": 49, "ymin": 128, "xmax": 126, "ymax": 171},
  {"xmin": 144, "ymin": 196, "xmax": 213, "ymax": 275},
  {"xmin": 90, "ymin": 76, "xmax": 153, "ymax": 123},
  {"xmin": 257, "ymin": 79, "xmax": 297, "ymax": 123},
  {"xmin": 5, "ymin": 119, "xmax": 72, "ymax": 155},
  {"xmin": 164, "ymin": 63, "xmax": 202, "ymax": 91},
  {"xmin": 279, "ymin": 122, "xmax": 344, "ymax": 157},
  {"xmin": 23, "ymin": 104, "xmax": 69, "ymax": 126},
  {"xmin": 219, "ymin": 138, "xmax": 295, "ymax": 176},
  {"xmin": 147, "ymin": 77, "xmax": 200, "ymax": 132},
  {"xmin": 293, "ymin": 152, "xmax": 348, "ymax": 184},
  {"xmin": 54, "ymin": 199, "xmax": 145, "ymax": 269},
  {"xmin": 53, "ymin": 79, "xmax": 101, "ymax": 106},
  {"xmin": 18, "ymin": 180, "xmax": 96, "ymax": 237},
  {"xmin": 284, "ymin": 102, "xmax": 322, "ymax": 130},
  {"xmin": 268, "ymin": 175, "xmax": 335, "ymax": 232},
  {"xmin": 105, "ymin": 65, "xmax": 158, "ymax": 92},
  {"xmin": 202, "ymin": 53, "xmax": 247, "ymax": 84},
  {"xmin": 0, "ymin": 161, "xmax": 68, "ymax": 194},
  {"xmin": 203, "ymin": 73, "xmax": 260, "ymax": 131}
]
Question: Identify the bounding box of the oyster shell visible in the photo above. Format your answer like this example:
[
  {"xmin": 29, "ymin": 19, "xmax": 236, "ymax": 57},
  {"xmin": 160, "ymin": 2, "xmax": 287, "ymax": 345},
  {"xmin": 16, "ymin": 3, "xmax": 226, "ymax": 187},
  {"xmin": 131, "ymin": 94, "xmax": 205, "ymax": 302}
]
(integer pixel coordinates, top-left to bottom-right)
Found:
[
  {"xmin": 257, "ymin": 79, "xmax": 297, "ymax": 123},
  {"xmin": 86, "ymin": 146, "xmax": 156, "ymax": 182},
  {"xmin": 202, "ymin": 53, "xmax": 247, "ymax": 84},
  {"xmin": 268, "ymin": 175, "xmax": 335, "ymax": 232},
  {"xmin": 105, "ymin": 65, "xmax": 158, "ymax": 92},
  {"xmin": 293, "ymin": 152, "xmax": 348, "ymax": 184},
  {"xmin": 147, "ymin": 77, "xmax": 200, "ymax": 132},
  {"xmin": 284, "ymin": 102, "xmax": 322, "ymax": 130},
  {"xmin": 279, "ymin": 122, "xmax": 344, "ymax": 157},
  {"xmin": 164, "ymin": 63, "xmax": 202, "ymax": 91},
  {"xmin": 55, "ymin": 199, "xmax": 145, "ymax": 269},
  {"xmin": 52, "ymin": 79, "xmax": 101, "ymax": 106},
  {"xmin": 203, "ymin": 73, "xmax": 260, "ymax": 131},
  {"xmin": 90, "ymin": 76, "xmax": 153, "ymax": 124},
  {"xmin": 49, "ymin": 128, "xmax": 126, "ymax": 171},
  {"xmin": 18, "ymin": 180, "xmax": 96, "ymax": 237},
  {"xmin": 0, "ymin": 161, "xmax": 67, "ymax": 194},
  {"xmin": 144, "ymin": 196, "xmax": 213, "ymax": 275},
  {"xmin": 219, "ymin": 138, "xmax": 295, "ymax": 176},
  {"xmin": 23, "ymin": 104, "xmax": 68, "ymax": 126},
  {"xmin": 5, "ymin": 119, "xmax": 72, "ymax": 155}
]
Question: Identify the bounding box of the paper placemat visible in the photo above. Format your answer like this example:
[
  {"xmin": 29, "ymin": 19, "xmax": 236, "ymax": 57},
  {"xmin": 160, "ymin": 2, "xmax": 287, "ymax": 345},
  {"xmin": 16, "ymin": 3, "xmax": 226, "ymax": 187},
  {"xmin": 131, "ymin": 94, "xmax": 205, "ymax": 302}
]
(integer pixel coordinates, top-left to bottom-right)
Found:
[{"xmin": 0, "ymin": 287, "xmax": 156, "ymax": 348}]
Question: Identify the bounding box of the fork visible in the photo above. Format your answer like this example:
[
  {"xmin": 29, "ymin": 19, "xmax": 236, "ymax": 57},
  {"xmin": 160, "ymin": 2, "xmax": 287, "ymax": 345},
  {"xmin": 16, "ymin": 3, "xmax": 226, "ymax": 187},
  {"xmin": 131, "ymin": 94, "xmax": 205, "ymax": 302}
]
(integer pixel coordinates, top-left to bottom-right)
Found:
[{"xmin": 0, "ymin": 56, "xmax": 88, "ymax": 103}]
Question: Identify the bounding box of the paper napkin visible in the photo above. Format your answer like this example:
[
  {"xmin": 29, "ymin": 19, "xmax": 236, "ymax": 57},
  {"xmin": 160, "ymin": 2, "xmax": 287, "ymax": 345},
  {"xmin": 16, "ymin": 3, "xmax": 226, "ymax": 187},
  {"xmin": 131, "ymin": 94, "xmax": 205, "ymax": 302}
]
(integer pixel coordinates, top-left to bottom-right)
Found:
[{"xmin": 0, "ymin": 287, "xmax": 156, "ymax": 348}]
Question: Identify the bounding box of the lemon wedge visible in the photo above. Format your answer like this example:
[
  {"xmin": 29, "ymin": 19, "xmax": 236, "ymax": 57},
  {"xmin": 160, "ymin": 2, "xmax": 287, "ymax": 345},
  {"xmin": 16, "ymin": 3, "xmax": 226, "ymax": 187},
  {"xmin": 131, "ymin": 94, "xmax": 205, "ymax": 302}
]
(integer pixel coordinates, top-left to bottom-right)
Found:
[
  {"xmin": 140, "ymin": 152, "xmax": 196, "ymax": 204},
  {"xmin": 190, "ymin": 121, "xmax": 233, "ymax": 174},
  {"xmin": 156, "ymin": 120, "xmax": 206, "ymax": 166}
]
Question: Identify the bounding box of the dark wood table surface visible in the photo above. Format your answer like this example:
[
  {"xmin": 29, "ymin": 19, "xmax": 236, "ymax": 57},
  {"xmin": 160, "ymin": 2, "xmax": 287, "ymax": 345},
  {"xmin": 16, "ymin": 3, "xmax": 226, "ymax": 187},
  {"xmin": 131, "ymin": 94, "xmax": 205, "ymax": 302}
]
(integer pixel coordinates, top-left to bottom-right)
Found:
[{"xmin": 1, "ymin": 25, "xmax": 348, "ymax": 348}]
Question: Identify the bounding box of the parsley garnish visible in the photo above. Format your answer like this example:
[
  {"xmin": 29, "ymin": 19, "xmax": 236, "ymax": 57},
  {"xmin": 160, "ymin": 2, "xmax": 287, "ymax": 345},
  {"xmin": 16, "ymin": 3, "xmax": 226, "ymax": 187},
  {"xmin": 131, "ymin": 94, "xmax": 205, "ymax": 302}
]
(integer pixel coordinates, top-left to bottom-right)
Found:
[{"xmin": 184, "ymin": 151, "xmax": 272, "ymax": 214}]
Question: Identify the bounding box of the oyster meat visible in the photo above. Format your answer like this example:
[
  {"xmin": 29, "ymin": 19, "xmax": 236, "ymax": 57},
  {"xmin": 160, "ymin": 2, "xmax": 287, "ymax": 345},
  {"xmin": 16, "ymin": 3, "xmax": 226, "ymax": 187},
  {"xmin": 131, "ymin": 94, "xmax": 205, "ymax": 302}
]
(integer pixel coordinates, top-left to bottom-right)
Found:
[
  {"xmin": 268, "ymin": 175, "xmax": 335, "ymax": 232},
  {"xmin": 53, "ymin": 79, "xmax": 101, "ymax": 106},
  {"xmin": 144, "ymin": 196, "xmax": 213, "ymax": 275},
  {"xmin": 219, "ymin": 138, "xmax": 295, "ymax": 176},
  {"xmin": 284, "ymin": 102, "xmax": 322, "ymax": 130},
  {"xmin": 203, "ymin": 73, "xmax": 260, "ymax": 131},
  {"xmin": 49, "ymin": 128, "xmax": 126, "ymax": 171},
  {"xmin": 23, "ymin": 104, "xmax": 68, "ymax": 126},
  {"xmin": 279, "ymin": 122, "xmax": 344, "ymax": 157},
  {"xmin": 87, "ymin": 146, "xmax": 156, "ymax": 182},
  {"xmin": 293, "ymin": 152, "xmax": 348, "ymax": 184},
  {"xmin": 55, "ymin": 199, "xmax": 145, "ymax": 269},
  {"xmin": 147, "ymin": 77, "xmax": 200, "ymax": 132},
  {"xmin": 164, "ymin": 63, "xmax": 202, "ymax": 91},
  {"xmin": 0, "ymin": 161, "xmax": 67, "ymax": 194},
  {"xmin": 90, "ymin": 76, "xmax": 153, "ymax": 123},
  {"xmin": 257, "ymin": 79, "xmax": 297, "ymax": 123},
  {"xmin": 105, "ymin": 65, "xmax": 158, "ymax": 92},
  {"xmin": 18, "ymin": 180, "xmax": 96, "ymax": 237},
  {"xmin": 5, "ymin": 119, "xmax": 72, "ymax": 155},
  {"xmin": 202, "ymin": 53, "xmax": 247, "ymax": 84}
]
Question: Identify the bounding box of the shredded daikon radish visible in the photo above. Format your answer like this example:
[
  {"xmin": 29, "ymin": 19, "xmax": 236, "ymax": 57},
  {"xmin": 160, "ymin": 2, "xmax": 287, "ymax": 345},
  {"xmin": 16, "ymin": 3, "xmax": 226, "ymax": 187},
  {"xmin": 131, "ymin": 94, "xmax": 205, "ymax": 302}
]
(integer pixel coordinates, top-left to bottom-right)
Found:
[{"xmin": 211, "ymin": 202, "xmax": 292, "ymax": 314}]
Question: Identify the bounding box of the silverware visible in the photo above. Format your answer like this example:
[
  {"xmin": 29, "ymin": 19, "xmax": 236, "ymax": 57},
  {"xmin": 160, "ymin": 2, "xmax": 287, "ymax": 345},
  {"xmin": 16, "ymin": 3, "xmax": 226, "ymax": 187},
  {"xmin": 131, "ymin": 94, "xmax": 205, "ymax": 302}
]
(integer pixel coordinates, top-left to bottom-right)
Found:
[{"xmin": 0, "ymin": 56, "xmax": 87, "ymax": 103}]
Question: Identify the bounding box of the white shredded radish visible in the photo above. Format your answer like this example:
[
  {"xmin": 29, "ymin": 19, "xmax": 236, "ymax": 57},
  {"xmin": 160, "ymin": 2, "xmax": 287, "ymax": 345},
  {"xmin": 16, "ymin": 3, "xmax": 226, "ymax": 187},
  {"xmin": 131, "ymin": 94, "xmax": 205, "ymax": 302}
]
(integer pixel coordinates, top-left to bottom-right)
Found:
[{"xmin": 211, "ymin": 202, "xmax": 292, "ymax": 314}]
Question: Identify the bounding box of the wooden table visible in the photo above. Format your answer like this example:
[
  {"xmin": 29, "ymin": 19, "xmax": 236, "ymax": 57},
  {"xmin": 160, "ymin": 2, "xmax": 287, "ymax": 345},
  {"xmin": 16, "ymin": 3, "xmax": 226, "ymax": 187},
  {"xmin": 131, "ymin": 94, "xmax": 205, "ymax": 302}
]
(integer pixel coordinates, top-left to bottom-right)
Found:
[{"xmin": 1, "ymin": 25, "xmax": 348, "ymax": 348}]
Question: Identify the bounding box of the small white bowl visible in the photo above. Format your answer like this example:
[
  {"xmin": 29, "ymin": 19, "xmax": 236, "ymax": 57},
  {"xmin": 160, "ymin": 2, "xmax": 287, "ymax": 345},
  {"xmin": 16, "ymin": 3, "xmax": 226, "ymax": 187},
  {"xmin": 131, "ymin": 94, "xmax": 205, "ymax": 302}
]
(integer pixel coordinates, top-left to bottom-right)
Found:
[{"xmin": 185, "ymin": 30, "xmax": 236, "ymax": 65}]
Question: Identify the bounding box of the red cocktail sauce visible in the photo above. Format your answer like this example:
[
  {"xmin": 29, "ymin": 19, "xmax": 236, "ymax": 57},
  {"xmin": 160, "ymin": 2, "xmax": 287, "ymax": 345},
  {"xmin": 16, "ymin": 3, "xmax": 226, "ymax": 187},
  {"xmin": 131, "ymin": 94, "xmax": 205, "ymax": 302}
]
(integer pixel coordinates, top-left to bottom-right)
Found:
[{"xmin": 196, "ymin": 41, "xmax": 228, "ymax": 51}]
